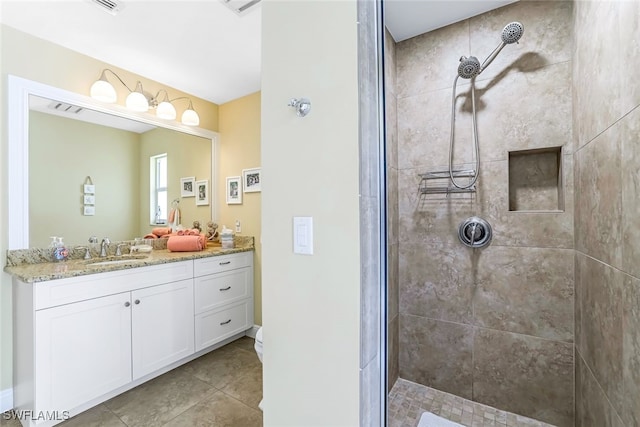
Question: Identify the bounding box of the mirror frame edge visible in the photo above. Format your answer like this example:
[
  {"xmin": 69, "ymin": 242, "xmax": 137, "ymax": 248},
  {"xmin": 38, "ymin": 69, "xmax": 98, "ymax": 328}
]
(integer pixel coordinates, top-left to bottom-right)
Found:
[{"xmin": 7, "ymin": 74, "xmax": 220, "ymax": 250}]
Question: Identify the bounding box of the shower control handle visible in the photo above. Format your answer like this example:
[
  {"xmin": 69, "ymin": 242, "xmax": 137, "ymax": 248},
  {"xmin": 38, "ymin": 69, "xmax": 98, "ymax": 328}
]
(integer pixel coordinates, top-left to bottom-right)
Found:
[{"xmin": 458, "ymin": 217, "xmax": 492, "ymax": 249}]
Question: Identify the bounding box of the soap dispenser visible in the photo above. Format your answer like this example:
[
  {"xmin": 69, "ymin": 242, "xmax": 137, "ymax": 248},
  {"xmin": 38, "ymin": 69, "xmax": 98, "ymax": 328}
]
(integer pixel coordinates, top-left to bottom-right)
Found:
[{"xmin": 51, "ymin": 236, "xmax": 69, "ymax": 262}]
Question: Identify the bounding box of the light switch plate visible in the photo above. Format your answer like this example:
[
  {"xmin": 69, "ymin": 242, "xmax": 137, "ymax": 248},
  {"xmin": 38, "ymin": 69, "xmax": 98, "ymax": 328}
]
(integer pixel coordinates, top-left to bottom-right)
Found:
[{"xmin": 293, "ymin": 216, "xmax": 313, "ymax": 255}]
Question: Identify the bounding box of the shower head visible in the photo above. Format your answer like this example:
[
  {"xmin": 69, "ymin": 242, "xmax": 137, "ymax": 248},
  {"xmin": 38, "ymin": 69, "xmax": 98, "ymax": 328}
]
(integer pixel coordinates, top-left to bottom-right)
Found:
[
  {"xmin": 457, "ymin": 56, "xmax": 481, "ymax": 79},
  {"xmin": 501, "ymin": 22, "xmax": 524, "ymax": 44}
]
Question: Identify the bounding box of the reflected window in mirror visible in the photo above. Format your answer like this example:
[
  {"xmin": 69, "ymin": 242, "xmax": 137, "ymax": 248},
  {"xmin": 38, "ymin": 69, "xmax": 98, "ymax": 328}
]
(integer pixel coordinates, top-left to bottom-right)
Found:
[{"xmin": 151, "ymin": 153, "xmax": 168, "ymax": 225}]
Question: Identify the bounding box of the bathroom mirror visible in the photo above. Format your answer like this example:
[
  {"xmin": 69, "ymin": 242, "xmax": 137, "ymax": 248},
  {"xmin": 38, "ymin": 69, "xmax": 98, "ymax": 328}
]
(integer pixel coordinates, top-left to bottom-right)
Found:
[{"xmin": 7, "ymin": 75, "xmax": 219, "ymax": 250}]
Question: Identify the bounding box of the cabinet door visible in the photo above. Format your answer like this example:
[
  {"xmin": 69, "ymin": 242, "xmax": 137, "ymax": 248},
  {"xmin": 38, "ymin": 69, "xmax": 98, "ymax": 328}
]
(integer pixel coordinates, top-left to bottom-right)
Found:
[
  {"xmin": 35, "ymin": 292, "xmax": 132, "ymax": 413},
  {"xmin": 131, "ymin": 279, "xmax": 195, "ymax": 379}
]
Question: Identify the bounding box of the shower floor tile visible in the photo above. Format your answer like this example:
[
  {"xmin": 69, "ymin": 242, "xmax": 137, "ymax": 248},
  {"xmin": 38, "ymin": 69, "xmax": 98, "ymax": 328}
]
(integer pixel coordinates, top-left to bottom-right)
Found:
[{"xmin": 388, "ymin": 378, "xmax": 556, "ymax": 427}]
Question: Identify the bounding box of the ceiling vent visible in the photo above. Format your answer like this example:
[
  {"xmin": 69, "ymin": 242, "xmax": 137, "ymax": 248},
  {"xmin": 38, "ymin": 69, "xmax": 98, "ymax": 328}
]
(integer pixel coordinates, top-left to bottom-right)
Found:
[
  {"xmin": 87, "ymin": 0, "xmax": 125, "ymax": 16},
  {"xmin": 220, "ymin": 0, "xmax": 262, "ymax": 16},
  {"xmin": 48, "ymin": 101, "xmax": 84, "ymax": 115}
]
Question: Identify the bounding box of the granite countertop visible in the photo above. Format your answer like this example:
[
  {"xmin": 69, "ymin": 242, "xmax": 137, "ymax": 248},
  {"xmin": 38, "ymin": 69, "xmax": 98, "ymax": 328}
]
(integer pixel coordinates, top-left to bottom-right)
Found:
[{"xmin": 4, "ymin": 236, "xmax": 254, "ymax": 283}]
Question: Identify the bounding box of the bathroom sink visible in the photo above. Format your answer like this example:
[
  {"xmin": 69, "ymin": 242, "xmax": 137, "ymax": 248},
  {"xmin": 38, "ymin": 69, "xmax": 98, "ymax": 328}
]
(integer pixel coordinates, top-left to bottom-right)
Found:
[{"xmin": 86, "ymin": 255, "xmax": 148, "ymax": 267}]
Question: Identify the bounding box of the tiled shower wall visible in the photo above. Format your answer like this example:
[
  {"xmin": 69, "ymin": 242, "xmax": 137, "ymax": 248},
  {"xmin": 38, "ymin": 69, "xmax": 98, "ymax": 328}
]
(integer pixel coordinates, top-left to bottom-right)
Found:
[
  {"xmin": 385, "ymin": 26, "xmax": 399, "ymax": 393},
  {"xmin": 391, "ymin": 2, "xmax": 574, "ymax": 426},
  {"xmin": 572, "ymin": 1, "xmax": 640, "ymax": 426}
]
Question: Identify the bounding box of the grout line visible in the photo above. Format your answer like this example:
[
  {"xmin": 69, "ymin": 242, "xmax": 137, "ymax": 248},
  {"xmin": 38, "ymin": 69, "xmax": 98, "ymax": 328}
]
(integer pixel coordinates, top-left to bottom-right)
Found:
[
  {"xmin": 400, "ymin": 312, "xmax": 574, "ymax": 345},
  {"xmin": 575, "ymin": 349, "xmax": 625, "ymax": 425}
]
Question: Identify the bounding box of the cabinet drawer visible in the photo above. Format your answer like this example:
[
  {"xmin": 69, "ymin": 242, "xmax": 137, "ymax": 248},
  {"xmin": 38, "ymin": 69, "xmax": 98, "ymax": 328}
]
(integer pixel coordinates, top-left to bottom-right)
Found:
[
  {"xmin": 195, "ymin": 300, "xmax": 253, "ymax": 351},
  {"xmin": 194, "ymin": 268, "xmax": 251, "ymax": 314},
  {"xmin": 193, "ymin": 251, "xmax": 252, "ymax": 276}
]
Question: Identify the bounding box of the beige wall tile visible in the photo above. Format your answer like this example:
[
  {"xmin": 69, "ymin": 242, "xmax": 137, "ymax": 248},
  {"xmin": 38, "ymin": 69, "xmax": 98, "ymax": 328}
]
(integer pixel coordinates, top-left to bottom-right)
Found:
[
  {"xmin": 399, "ymin": 242, "xmax": 474, "ymax": 324},
  {"xmin": 575, "ymin": 254, "xmax": 624, "ymax": 417},
  {"xmin": 473, "ymin": 328, "xmax": 574, "ymax": 427},
  {"xmin": 399, "ymin": 314, "xmax": 473, "ymax": 399},
  {"xmin": 622, "ymin": 275, "xmax": 640, "ymax": 426},
  {"xmin": 621, "ymin": 108, "xmax": 640, "ymax": 279},
  {"xmin": 575, "ymin": 352, "xmax": 625, "ymax": 427},
  {"xmin": 469, "ymin": 1, "xmax": 573, "ymax": 83},
  {"xmin": 475, "ymin": 245, "xmax": 574, "ymax": 341},
  {"xmin": 387, "ymin": 242, "xmax": 399, "ymax": 320},
  {"xmin": 477, "ymin": 159, "xmax": 574, "ymax": 248},
  {"xmin": 619, "ymin": 0, "xmax": 640, "ymax": 115},
  {"xmin": 575, "ymin": 126, "xmax": 623, "ymax": 269},
  {"xmin": 387, "ymin": 314, "xmax": 399, "ymax": 393},
  {"xmin": 396, "ymin": 22, "xmax": 470, "ymax": 98},
  {"xmin": 474, "ymin": 61, "xmax": 573, "ymax": 161},
  {"xmin": 572, "ymin": 0, "xmax": 621, "ymax": 148},
  {"xmin": 396, "ymin": 86, "xmax": 474, "ymax": 171}
]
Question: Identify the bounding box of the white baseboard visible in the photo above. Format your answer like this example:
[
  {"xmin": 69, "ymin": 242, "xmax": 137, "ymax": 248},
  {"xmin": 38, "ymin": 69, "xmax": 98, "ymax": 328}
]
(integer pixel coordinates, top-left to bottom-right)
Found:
[
  {"xmin": 1, "ymin": 387, "xmax": 13, "ymax": 413},
  {"xmin": 245, "ymin": 324, "xmax": 261, "ymax": 339}
]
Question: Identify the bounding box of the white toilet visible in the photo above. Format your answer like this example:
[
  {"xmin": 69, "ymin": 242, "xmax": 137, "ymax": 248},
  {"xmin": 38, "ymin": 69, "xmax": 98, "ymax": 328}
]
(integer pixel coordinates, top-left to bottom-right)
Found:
[{"xmin": 254, "ymin": 327, "xmax": 264, "ymax": 411}]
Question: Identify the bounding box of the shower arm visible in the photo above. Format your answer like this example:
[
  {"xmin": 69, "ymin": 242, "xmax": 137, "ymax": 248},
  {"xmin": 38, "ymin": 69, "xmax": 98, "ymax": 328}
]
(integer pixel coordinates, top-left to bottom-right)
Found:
[{"xmin": 478, "ymin": 42, "xmax": 507, "ymax": 75}]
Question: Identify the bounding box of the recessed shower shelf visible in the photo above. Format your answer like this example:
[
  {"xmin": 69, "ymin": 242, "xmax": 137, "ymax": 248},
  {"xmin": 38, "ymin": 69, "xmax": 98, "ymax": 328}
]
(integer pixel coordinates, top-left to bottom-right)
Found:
[{"xmin": 418, "ymin": 169, "xmax": 476, "ymax": 196}]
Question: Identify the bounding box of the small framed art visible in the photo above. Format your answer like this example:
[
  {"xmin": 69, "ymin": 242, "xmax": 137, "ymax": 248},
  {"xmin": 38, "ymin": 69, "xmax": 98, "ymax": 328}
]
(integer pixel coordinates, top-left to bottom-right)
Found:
[
  {"xmin": 226, "ymin": 176, "xmax": 242, "ymax": 205},
  {"xmin": 180, "ymin": 176, "xmax": 195, "ymax": 197},
  {"xmin": 242, "ymin": 167, "xmax": 261, "ymax": 193},
  {"xmin": 196, "ymin": 180, "xmax": 209, "ymax": 206}
]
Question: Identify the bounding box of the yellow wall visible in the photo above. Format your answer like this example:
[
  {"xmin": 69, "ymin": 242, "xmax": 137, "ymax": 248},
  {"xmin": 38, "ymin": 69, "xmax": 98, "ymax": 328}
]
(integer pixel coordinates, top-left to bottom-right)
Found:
[
  {"xmin": 261, "ymin": 1, "xmax": 361, "ymax": 424},
  {"xmin": 218, "ymin": 92, "xmax": 262, "ymax": 325},
  {"xmin": 29, "ymin": 111, "xmax": 141, "ymax": 247},
  {"xmin": 0, "ymin": 24, "xmax": 220, "ymax": 396},
  {"xmin": 138, "ymin": 127, "xmax": 212, "ymax": 235}
]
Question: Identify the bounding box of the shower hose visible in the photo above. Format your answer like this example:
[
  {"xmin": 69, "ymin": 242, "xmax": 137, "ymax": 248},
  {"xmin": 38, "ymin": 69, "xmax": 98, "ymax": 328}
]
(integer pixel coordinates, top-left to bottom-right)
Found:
[{"xmin": 448, "ymin": 74, "xmax": 480, "ymax": 189}]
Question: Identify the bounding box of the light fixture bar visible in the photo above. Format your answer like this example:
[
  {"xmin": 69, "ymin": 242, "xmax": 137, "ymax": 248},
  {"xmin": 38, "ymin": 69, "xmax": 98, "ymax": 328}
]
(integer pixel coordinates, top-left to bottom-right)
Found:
[{"xmin": 90, "ymin": 69, "xmax": 201, "ymax": 126}]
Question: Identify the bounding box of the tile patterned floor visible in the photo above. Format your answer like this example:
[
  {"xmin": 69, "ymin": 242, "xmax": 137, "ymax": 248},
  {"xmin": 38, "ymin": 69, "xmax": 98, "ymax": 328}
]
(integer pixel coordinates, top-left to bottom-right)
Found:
[
  {"xmin": 389, "ymin": 378, "xmax": 556, "ymax": 427},
  {"xmin": 1, "ymin": 336, "xmax": 262, "ymax": 427}
]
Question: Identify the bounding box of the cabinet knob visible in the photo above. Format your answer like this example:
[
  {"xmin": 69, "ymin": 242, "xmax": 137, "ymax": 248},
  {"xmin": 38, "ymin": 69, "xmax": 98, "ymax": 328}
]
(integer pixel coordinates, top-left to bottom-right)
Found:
[
  {"xmin": 219, "ymin": 261, "xmax": 231, "ymax": 265},
  {"xmin": 124, "ymin": 301, "xmax": 131, "ymax": 307},
  {"xmin": 219, "ymin": 286, "xmax": 231, "ymax": 291},
  {"xmin": 134, "ymin": 299, "xmax": 141, "ymax": 305},
  {"xmin": 220, "ymin": 319, "xmax": 232, "ymax": 325}
]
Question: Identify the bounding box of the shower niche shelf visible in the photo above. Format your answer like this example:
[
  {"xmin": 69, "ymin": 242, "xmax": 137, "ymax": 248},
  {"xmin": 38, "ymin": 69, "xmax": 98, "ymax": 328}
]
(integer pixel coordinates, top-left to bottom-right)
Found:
[
  {"xmin": 418, "ymin": 169, "xmax": 476, "ymax": 196},
  {"xmin": 508, "ymin": 147, "xmax": 563, "ymax": 212}
]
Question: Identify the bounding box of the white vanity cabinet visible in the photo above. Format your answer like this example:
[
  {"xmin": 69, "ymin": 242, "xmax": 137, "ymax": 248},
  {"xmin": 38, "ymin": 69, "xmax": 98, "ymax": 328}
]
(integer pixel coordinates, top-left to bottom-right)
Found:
[
  {"xmin": 34, "ymin": 292, "xmax": 133, "ymax": 415},
  {"xmin": 194, "ymin": 251, "xmax": 254, "ymax": 351},
  {"xmin": 13, "ymin": 261, "xmax": 195, "ymax": 426},
  {"xmin": 12, "ymin": 252, "xmax": 253, "ymax": 427},
  {"xmin": 131, "ymin": 279, "xmax": 194, "ymax": 379}
]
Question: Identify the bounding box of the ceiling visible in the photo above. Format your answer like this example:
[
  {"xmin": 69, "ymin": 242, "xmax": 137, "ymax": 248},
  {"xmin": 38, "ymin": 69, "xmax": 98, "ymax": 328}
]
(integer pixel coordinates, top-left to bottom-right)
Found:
[{"xmin": 1, "ymin": 0, "xmax": 517, "ymax": 106}]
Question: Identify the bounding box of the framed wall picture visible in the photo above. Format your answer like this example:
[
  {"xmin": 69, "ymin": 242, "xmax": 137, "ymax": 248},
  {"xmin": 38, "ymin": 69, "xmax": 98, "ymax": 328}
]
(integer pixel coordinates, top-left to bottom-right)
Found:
[
  {"xmin": 180, "ymin": 176, "xmax": 195, "ymax": 197},
  {"xmin": 226, "ymin": 176, "xmax": 242, "ymax": 205},
  {"xmin": 196, "ymin": 179, "xmax": 209, "ymax": 206},
  {"xmin": 242, "ymin": 167, "xmax": 261, "ymax": 193}
]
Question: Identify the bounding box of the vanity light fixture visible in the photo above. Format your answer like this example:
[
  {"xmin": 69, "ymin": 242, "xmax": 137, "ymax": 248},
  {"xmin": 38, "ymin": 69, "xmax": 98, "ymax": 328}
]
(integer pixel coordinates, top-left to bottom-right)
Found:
[{"xmin": 90, "ymin": 69, "xmax": 201, "ymax": 126}]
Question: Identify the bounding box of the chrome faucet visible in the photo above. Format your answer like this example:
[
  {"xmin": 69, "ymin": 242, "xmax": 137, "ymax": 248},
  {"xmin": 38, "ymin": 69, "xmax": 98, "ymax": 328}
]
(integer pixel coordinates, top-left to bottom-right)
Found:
[{"xmin": 100, "ymin": 238, "xmax": 111, "ymax": 257}]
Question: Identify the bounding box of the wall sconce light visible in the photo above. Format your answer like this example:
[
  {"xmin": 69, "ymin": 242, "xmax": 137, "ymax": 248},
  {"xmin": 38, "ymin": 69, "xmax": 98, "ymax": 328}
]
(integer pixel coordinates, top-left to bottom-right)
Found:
[{"xmin": 90, "ymin": 69, "xmax": 200, "ymax": 126}]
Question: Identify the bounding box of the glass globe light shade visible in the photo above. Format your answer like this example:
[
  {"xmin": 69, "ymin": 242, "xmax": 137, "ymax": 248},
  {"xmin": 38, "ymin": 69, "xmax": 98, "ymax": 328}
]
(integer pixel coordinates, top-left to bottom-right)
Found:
[
  {"xmin": 90, "ymin": 79, "xmax": 117, "ymax": 103},
  {"xmin": 156, "ymin": 101, "xmax": 177, "ymax": 120},
  {"xmin": 181, "ymin": 108, "xmax": 200, "ymax": 126},
  {"xmin": 126, "ymin": 91, "xmax": 149, "ymax": 112}
]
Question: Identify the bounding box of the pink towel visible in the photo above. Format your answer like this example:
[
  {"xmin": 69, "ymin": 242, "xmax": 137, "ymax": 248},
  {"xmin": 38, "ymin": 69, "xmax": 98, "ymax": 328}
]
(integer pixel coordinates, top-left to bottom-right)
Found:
[
  {"xmin": 143, "ymin": 233, "xmax": 158, "ymax": 239},
  {"xmin": 167, "ymin": 235, "xmax": 205, "ymax": 252},
  {"xmin": 176, "ymin": 228, "xmax": 200, "ymax": 236},
  {"xmin": 152, "ymin": 227, "xmax": 172, "ymax": 236}
]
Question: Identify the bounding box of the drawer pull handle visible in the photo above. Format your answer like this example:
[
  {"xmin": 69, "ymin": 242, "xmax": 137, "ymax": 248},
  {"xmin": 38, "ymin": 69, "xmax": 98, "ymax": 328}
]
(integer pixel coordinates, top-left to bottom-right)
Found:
[
  {"xmin": 124, "ymin": 301, "xmax": 131, "ymax": 307},
  {"xmin": 220, "ymin": 319, "xmax": 232, "ymax": 325},
  {"xmin": 219, "ymin": 261, "xmax": 231, "ymax": 265},
  {"xmin": 219, "ymin": 286, "xmax": 231, "ymax": 291},
  {"xmin": 134, "ymin": 299, "xmax": 141, "ymax": 305}
]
